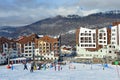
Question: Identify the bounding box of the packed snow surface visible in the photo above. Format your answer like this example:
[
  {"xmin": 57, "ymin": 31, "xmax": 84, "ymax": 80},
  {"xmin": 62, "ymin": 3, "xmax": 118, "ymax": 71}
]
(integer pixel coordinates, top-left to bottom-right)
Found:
[{"xmin": 0, "ymin": 63, "xmax": 120, "ymax": 80}]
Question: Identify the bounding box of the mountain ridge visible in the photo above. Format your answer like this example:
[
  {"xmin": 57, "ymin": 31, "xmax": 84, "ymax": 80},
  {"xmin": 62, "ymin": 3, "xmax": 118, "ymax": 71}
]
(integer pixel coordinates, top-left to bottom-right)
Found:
[{"xmin": 0, "ymin": 10, "xmax": 120, "ymax": 46}]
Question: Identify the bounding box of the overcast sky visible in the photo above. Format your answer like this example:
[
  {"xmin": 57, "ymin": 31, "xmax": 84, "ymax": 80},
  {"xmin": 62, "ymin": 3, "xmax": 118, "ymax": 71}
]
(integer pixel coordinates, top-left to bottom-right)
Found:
[{"xmin": 0, "ymin": 0, "xmax": 120, "ymax": 27}]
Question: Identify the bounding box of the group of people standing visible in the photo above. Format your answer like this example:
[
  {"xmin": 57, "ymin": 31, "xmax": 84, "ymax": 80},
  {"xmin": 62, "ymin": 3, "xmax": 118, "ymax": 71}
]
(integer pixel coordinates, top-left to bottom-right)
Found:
[
  {"xmin": 22, "ymin": 61, "xmax": 64, "ymax": 73},
  {"xmin": 23, "ymin": 61, "xmax": 34, "ymax": 72},
  {"xmin": 54, "ymin": 64, "xmax": 62, "ymax": 71}
]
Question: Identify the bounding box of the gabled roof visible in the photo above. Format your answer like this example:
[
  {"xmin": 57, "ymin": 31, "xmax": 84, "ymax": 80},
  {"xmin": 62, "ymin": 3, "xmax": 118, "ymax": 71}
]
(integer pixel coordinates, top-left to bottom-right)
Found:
[
  {"xmin": 112, "ymin": 22, "xmax": 120, "ymax": 26},
  {"xmin": 0, "ymin": 37, "xmax": 15, "ymax": 44},
  {"xmin": 17, "ymin": 34, "xmax": 37, "ymax": 44}
]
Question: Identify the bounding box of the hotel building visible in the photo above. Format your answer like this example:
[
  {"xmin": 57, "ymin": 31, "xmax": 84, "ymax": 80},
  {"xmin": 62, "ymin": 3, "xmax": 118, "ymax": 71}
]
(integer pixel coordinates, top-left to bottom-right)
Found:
[
  {"xmin": 35, "ymin": 35, "xmax": 60, "ymax": 61},
  {"xmin": 76, "ymin": 22, "xmax": 120, "ymax": 60}
]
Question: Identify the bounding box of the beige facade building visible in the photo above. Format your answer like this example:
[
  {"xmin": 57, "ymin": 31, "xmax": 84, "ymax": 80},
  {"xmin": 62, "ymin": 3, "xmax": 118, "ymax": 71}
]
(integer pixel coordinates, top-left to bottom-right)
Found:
[{"xmin": 35, "ymin": 35, "xmax": 60, "ymax": 61}]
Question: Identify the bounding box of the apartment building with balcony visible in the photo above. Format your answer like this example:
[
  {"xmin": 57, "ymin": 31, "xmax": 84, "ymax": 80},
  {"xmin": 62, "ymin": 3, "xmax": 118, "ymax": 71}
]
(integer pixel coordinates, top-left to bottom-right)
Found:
[
  {"xmin": 0, "ymin": 34, "xmax": 61, "ymax": 64},
  {"xmin": 16, "ymin": 34, "xmax": 38, "ymax": 60},
  {"xmin": 35, "ymin": 35, "xmax": 60, "ymax": 61},
  {"xmin": 111, "ymin": 22, "xmax": 120, "ymax": 50},
  {"xmin": 76, "ymin": 23, "xmax": 120, "ymax": 60},
  {"xmin": 0, "ymin": 37, "xmax": 18, "ymax": 64}
]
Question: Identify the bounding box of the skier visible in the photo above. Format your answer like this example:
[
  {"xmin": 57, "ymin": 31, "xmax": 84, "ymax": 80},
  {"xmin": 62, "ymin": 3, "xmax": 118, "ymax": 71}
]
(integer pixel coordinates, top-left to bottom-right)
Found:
[
  {"xmin": 61, "ymin": 66, "xmax": 62, "ymax": 70},
  {"xmin": 38, "ymin": 64, "xmax": 41, "ymax": 70},
  {"xmin": 11, "ymin": 64, "xmax": 14, "ymax": 70},
  {"xmin": 24, "ymin": 62, "xmax": 28, "ymax": 70},
  {"xmin": 58, "ymin": 64, "xmax": 60, "ymax": 71},
  {"xmin": 55, "ymin": 64, "xmax": 56, "ymax": 71},
  {"xmin": 43, "ymin": 64, "xmax": 46, "ymax": 70},
  {"xmin": 30, "ymin": 62, "xmax": 34, "ymax": 72}
]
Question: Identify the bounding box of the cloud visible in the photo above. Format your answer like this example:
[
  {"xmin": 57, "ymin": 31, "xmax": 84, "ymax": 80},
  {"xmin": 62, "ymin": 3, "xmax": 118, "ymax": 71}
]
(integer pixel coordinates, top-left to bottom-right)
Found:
[{"xmin": 0, "ymin": 0, "xmax": 119, "ymax": 26}]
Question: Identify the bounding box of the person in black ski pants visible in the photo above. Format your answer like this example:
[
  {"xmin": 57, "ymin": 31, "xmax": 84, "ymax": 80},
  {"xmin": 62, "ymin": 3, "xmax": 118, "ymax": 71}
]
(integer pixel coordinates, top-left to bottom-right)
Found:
[
  {"xmin": 24, "ymin": 62, "xmax": 28, "ymax": 70},
  {"xmin": 30, "ymin": 62, "xmax": 34, "ymax": 72}
]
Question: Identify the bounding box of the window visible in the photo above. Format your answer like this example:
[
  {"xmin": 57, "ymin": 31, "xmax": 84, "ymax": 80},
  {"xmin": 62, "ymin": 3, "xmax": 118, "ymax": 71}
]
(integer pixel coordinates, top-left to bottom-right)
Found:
[
  {"xmin": 43, "ymin": 50, "xmax": 45, "ymax": 53},
  {"xmin": 89, "ymin": 44, "xmax": 92, "ymax": 47},
  {"xmin": 25, "ymin": 47, "xmax": 28, "ymax": 49},
  {"xmin": 81, "ymin": 45, "xmax": 84, "ymax": 47},
  {"xmin": 39, "ymin": 47, "xmax": 42, "ymax": 49},
  {"xmin": 85, "ymin": 37, "xmax": 88, "ymax": 40},
  {"xmin": 81, "ymin": 37, "xmax": 84, "ymax": 40},
  {"xmin": 89, "ymin": 41, "xmax": 92, "ymax": 43},
  {"xmin": 48, "ymin": 58, "xmax": 49, "ymax": 60},
  {"xmin": 109, "ymin": 45, "xmax": 111, "ymax": 48},
  {"xmin": 93, "ymin": 40, "xmax": 96, "ymax": 43},
  {"xmin": 85, "ymin": 40, "xmax": 88, "ymax": 43},
  {"xmin": 108, "ymin": 56, "xmax": 112, "ymax": 58},
  {"xmin": 43, "ymin": 47, "xmax": 45, "ymax": 49},
  {"xmin": 47, "ymin": 50, "xmax": 49, "ymax": 52},
  {"xmin": 81, "ymin": 33, "xmax": 84, "ymax": 36},
  {"xmin": 89, "ymin": 34, "xmax": 91, "ymax": 36},
  {"xmin": 112, "ymin": 29, "xmax": 115, "ymax": 32},
  {"xmin": 112, "ymin": 46, "xmax": 115, "ymax": 48},
  {"xmin": 4, "ymin": 43, "xmax": 7, "ymax": 47},
  {"xmin": 81, "ymin": 41, "xmax": 83, "ymax": 43},
  {"xmin": 112, "ymin": 42, "xmax": 116, "ymax": 44},
  {"xmin": 39, "ymin": 50, "xmax": 42, "ymax": 53},
  {"xmin": 25, "ymin": 44, "xmax": 27, "ymax": 46},
  {"xmin": 89, "ymin": 37, "xmax": 91, "ymax": 40},
  {"xmin": 25, "ymin": 51, "xmax": 28, "ymax": 53},
  {"xmin": 43, "ymin": 43, "xmax": 45, "ymax": 46},
  {"xmin": 25, "ymin": 54, "xmax": 28, "ymax": 56},
  {"xmin": 112, "ymin": 38, "xmax": 115, "ymax": 40},
  {"xmin": 39, "ymin": 44, "xmax": 42, "ymax": 46},
  {"xmin": 104, "ymin": 37, "xmax": 106, "ymax": 40},
  {"xmin": 112, "ymin": 34, "xmax": 115, "ymax": 36},
  {"xmin": 100, "ymin": 30, "xmax": 105, "ymax": 32},
  {"xmin": 104, "ymin": 33, "xmax": 106, "ymax": 36},
  {"xmin": 29, "ymin": 54, "xmax": 31, "ymax": 56},
  {"xmin": 29, "ymin": 42, "xmax": 31, "ymax": 46},
  {"xmin": 99, "ymin": 33, "xmax": 102, "ymax": 36},
  {"xmin": 109, "ymin": 51, "xmax": 112, "ymax": 53},
  {"xmin": 86, "ymin": 54, "xmax": 89, "ymax": 56},
  {"xmin": 85, "ymin": 45, "xmax": 88, "ymax": 47}
]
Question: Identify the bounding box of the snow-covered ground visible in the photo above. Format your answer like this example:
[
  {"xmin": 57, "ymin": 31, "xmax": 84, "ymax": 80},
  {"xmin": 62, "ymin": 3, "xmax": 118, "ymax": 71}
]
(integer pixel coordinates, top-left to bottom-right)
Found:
[{"xmin": 0, "ymin": 63, "xmax": 120, "ymax": 80}]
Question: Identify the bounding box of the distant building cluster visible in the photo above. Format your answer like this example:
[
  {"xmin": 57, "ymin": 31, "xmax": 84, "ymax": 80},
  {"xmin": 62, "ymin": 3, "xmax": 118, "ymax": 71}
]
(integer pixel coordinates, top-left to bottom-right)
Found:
[
  {"xmin": 0, "ymin": 34, "xmax": 61, "ymax": 64},
  {"xmin": 0, "ymin": 22, "xmax": 120, "ymax": 64},
  {"xmin": 76, "ymin": 22, "xmax": 120, "ymax": 62}
]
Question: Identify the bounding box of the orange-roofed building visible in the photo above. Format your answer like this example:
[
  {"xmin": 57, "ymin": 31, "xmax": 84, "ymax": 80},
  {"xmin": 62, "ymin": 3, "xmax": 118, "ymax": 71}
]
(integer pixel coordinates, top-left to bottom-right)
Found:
[{"xmin": 35, "ymin": 35, "xmax": 61, "ymax": 61}]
